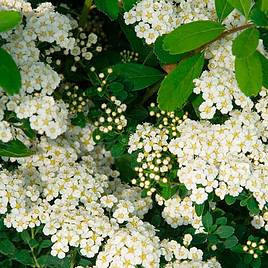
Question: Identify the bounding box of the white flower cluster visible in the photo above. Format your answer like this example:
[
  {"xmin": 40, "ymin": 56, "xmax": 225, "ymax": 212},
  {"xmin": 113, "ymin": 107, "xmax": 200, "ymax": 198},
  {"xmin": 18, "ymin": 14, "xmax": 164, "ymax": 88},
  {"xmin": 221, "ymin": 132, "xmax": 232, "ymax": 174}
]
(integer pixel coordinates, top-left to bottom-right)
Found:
[
  {"xmin": 123, "ymin": 0, "xmax": 244, "ymax": 45},
  {"xmin": 193, "ymin": 33, "xmax": 261, "ymax": 119},
  {"xmin": 169, "ymin": 110, "xmax": 268, "ymax": 208},
  {"xmin": 14, "ymin": 95, "xmax": 68, "ymax": 139},
  {"xmin": 124, "ymin": 0, "xmax": 257, "ymax": 119},
  {"xmin": 161, "ymin": 239, "xmax": 222, "ymax": 268},
  {"xmin": 0, "ymin": 121, "xmax": 13, "ymax": 142},
  {"xmin": 129, "ymin": 108, "xmax": 268, "ymax": 211},
  {"xmin": 165, "ymin": 258, "xmax": 222, "ymax": 268},
  {"xmin": 0, "ymin": 0, "xmax": 32, "ymax": 13},
  {"xmin": 94, "ymin": 96, "xmax": 128, "ymax": 136},
  {"xmin": 0, "ymin": 124, "xmax": 154, "ymax": 263},
  {"xmin": 193, "ymin": 67, "xmax": 253, "ymax": 119},
  {"xmin": 25, "ymin": 4, "xmax": 75, "ymax": 49},
  {"xmin": 0, "ymin": 1, "xmax": 76, "ymax": 139},
  {"xmin": 124, "ymin": 0, "xmax": 181, "ymax": 44},
  {"xmin": 251, "ymin": 214, "xmax": 268, "ymax": 230},
  {"xmin": 44, "ymin": 29, "xmax": 102, "ymax": 72},
  {"xmin": 94, "ymin": 222, "xmax": 160, "ymax": 268},
  {"xmin": 162, "ymin": 195, "xmax": 203, "ymax": 231}
]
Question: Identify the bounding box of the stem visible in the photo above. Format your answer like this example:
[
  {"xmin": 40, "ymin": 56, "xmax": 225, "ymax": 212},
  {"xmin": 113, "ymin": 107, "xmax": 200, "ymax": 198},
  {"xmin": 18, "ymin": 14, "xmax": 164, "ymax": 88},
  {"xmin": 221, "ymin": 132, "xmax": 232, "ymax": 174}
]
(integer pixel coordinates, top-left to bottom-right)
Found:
[
  {"xmin": 79, "ymin": 0, "xmax": 93, "ymax": 27},
  {"xmin": 29, "ymin": 229, "xmax": 41, "ymax": 268},
  {"xmin": 70, "ymin": 250, "xmax": 77, "ymax": 268},
  {"xmin": 162, "ymin": 23, "xmax": 254, "ymax": 74},
  {"xmin": 194, "ymin": 23, "xmax": 254, "ymax": 55}
]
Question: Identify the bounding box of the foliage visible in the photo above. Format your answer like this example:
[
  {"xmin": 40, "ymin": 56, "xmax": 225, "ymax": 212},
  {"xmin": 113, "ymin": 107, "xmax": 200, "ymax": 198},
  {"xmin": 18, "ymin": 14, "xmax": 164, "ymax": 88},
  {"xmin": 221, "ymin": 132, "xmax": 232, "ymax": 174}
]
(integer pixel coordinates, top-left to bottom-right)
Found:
[{"xmin": 0, "ymin": 0, "xmax": 268, "ymax": 268}]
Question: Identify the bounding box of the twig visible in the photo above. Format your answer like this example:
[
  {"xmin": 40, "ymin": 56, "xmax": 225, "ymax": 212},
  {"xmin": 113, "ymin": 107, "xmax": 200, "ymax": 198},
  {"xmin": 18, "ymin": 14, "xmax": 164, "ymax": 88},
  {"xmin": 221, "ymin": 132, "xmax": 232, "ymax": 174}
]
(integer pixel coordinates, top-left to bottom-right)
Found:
[{"xmin": 162, "ymin": 23, "xmax": 254, "ymax": 74}]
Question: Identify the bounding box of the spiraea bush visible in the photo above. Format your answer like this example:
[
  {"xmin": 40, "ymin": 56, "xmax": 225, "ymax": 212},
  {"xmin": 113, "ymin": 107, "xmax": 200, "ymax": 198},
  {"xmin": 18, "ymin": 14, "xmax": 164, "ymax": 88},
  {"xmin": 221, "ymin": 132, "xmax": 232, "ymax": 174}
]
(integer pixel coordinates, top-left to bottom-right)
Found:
[{"xmin": 0, "ymin": 0, "xmax": 268, "ymax": 267}]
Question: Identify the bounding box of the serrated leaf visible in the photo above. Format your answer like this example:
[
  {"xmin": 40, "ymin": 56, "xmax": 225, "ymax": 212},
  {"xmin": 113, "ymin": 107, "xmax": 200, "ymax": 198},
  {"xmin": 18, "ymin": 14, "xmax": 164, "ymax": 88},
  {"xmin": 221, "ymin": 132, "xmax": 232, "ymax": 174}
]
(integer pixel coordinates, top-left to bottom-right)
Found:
[
  {"xmin": 157, "ymin": 53, "xmax": 204, "ymax": 111},
  {"xmin": 215, "ymin": 225, "xmax": 235, "ymax": 238},
  {"xmin": 227, "ymin": 0, "xmax": 254, "ymax": 18},
  {"xmin": 215, "ymin": 0, "xmax": 234, "ymax": 22},
  {"xmin": 224, "ymin": 235, "xmax": 239, "ymax": 248},
  {"xmin": 232, "ymin": 28, "xmax": 259, "ymax": 58},
  {"xmin": 202, "ymin": 212, "xmax": 213, "ymax": 231},
  {"xmin": 95, "ymin": 0, "xmax": 119, "ymax": 20},
  {"xmin": 0, "ymin": 139, "xmax": 33, "ymax": 157},
  {"xmin": 163, "ymin": 20, "xmax": 225, "ymax": 55},
  {"xmin": 112, "ymin": 63, "xmax": 164, "ymax": 91},
  {"xmin": 235, "ymin": 51, "xmax": 263, "ymax": 96},
  {"xmin": 0, "ymin": 48, "xmax": 21, "ymax": 95},
  {"xmin": 0, "ymin": 10, "xmax": 21, "ymax": 32}
]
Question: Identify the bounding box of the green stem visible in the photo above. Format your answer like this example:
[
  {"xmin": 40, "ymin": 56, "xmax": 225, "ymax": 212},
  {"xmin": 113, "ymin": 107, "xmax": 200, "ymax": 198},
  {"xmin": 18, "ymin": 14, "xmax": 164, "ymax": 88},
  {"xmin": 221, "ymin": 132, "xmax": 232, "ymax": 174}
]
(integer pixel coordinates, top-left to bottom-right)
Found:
[
  {"xmin": 79, "ymin": 0, "xmax": 93, "ymax": 27},
  {"xmin": 29, "ymin": 229, "xmax": 41, "ymax": 268},
  {"xmin": 70, "ymin": 250, "xmax": 77, "ymax": 268}
]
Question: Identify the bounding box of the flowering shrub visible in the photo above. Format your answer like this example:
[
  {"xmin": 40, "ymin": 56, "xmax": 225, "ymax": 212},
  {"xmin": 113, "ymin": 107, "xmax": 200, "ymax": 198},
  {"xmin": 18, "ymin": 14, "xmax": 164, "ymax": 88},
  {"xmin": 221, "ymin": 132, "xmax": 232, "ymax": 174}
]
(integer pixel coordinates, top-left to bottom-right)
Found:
[{"xmin": 0, "ymin": 0, "xmax": 268, "ymax": 267}]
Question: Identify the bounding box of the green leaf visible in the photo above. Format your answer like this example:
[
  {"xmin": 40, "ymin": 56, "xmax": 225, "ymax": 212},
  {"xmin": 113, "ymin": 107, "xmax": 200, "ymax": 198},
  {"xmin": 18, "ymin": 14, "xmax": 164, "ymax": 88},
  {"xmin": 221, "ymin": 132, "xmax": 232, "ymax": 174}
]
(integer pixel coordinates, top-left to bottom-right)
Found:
[
  {"xmin": 215, "ymin": 225, "xmax": 235, "ymax": 238},
  {"xmin": 208, "ymin": 234, "xmax": 219, "ymax": 244},
  {"xmin": 191, "ymin": 233, "xmax": 208, "ymax": 244},
  {"xmin": 0, "ymin": 139, "xmax": 33, "ymax": 157},
  {"xmin": 38, "ymin": 254, "xmax": 71, "ymax": 268},
  {"xmin": 223, "ymin": 235, "xmax": 239, "ymax": 248},
  {"xmin": 154, "ymin": 35, "xmax": 183, "ymax": 64},
  {"xmin": 247, "ymin": 197, "xmax": 260, "ymax": 214},
  {"xmin": 235, "ymin": 51, "xmax": 263, "ymax": 96},
  {"xmin": 250, "ymin": 8, "xmax": 268, "ymax": 26},
  {"xmin": 225, "ymin": 195, "xmax": 236, "ymax": 205},
  {"xmin": 20, "ymin": 231, "xmax": 31, "ymax": 243},
  {"xmin": 227, "ymin": 0, "xmax": 254, "ymax": 18},
  {"xmin": 19, "ymin": 119, "xmax": 37, "ymax": 140},
  {"xmin": 0, "ymin": 48, "xmax": 21, "ymax": 95},
  {"xmin": 195, "ymin": 203, "xmax": 205, "ymax": 217},
  {"xmin": 119, "ymin": 18, "xmax": 157, "ymax": 65},
  {"xmin": 215, "ymin": 0, "xmax": 234, "ymax": 22},
  {"xmin": 111, "ymin": 143, "xmax": 125, "ymax": 158},
  {"xmin": 0, "ymin": 10, "xmax": 21, "ymax": 32},
  {"xmin": 38, "ymin": 240, "xmax": 52, "ymax": 250},
  {"xmin": 112, "ymin": 63, "xmax": 164, "ymax": 91},
  {"xmin": 0, "ymin": 239, "xmax": 16, "ymax": 256},
  {"xmin": 232, "ymin": 28, "xmax": 259, "ymax": 58},
  {"xmin": 262, "ymin": 0, "xmax": 268, "ymax": 12},
  {"xmin": 123, "ymin": 0, "xmax": 137, "ymax": 11},
  {"xmin": 251, "ymin": 258, "xmax": 262, "ymax": 268},
  {"xmin": 160, "ymin": 185, "xmax": 179, "ymax": 200},
  {"xmin": 71, "ymin": 112, "xmax": 86, "ymax": 128},
  {"xmin": 95, "ymin": 0, "xmax": 119, "ymax": 20},
  {"xmin": 163, "ymin": 20, "xmax": 225, "ymax": 55},
  {"xmin": 202, "ymin": 212, "xmax": 213, "ymax": 231},
  {"xmin": 157, "ymin": 53, "xmax": 204, "ymax": 111},
  {"xmin": 14, "ymin": 250, "xmax": 34, "ymax": 266},
  {"xmin": 258, "ymin": 51, "xmax": 268, "ymax": 88},
  {"xmin": 216, "ymin": 217, "xmax": 228, "ymax": 225}
]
